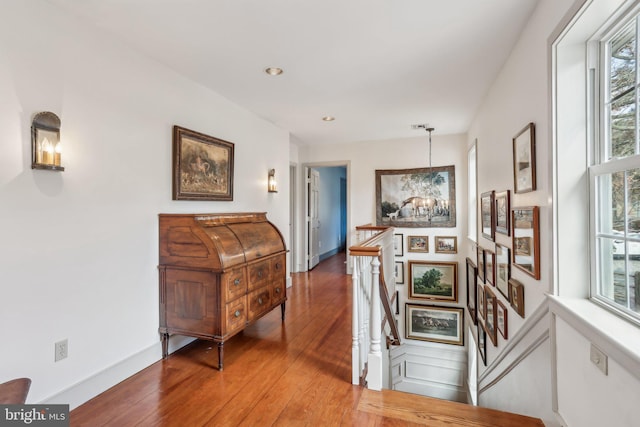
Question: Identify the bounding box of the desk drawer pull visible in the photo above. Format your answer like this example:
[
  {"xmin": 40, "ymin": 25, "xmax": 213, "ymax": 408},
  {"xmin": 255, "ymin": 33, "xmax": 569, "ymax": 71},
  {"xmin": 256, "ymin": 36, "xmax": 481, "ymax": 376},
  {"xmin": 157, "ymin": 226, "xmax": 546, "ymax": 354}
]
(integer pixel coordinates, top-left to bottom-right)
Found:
[
  {"xmin": 275, "ymin": 287, "xmax": 281, "ymax": 294},
  {"xmin": 234, "ymin": 310, "xmax": 241, "ymax": 318},
  {"xmin": 234, "ymin": 278, "xmax": 241, "ymax": 286},
  {"xmin": 258, "ymin": 297, "xmax": 263, "ymax": 305}
]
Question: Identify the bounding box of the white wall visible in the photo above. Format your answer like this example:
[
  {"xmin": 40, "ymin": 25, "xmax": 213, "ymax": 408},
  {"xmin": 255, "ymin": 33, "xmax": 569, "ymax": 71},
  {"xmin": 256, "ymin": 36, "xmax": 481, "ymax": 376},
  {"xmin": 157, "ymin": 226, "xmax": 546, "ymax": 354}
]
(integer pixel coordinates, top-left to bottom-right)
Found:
[{"xmin": 0, "ymin": 0, "xmax": 290, "ymax": 407}]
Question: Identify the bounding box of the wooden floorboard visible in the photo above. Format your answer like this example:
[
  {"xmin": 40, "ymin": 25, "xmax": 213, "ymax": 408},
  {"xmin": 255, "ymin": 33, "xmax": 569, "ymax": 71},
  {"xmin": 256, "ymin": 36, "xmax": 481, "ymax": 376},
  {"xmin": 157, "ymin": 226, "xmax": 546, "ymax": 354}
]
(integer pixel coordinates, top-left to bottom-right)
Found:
[{"xmin": 70, "ymin": 253, "xmax": 543, "ymax": 426}]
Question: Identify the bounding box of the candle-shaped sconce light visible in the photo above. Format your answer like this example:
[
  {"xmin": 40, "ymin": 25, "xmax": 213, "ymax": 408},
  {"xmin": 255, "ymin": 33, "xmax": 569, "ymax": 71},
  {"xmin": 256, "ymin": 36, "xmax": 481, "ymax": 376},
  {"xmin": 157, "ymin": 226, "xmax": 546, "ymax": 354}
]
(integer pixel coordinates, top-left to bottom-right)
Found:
[
  {"xmin": 54, "ymin": 142, "xmax": 62, "ymax": 166},
  {"xmin": 32, "ymin": 112, "xmax": 64, "ymax": 171},
  {"xmin": 268, "ymin": 169, "xmax": 278, "ymax": 193}
]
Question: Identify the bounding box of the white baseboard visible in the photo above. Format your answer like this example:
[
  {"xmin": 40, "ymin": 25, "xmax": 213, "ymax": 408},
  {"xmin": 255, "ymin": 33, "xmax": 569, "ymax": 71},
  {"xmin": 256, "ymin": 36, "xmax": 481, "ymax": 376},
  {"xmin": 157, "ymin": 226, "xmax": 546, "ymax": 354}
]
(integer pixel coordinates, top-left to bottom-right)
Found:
[{"xmin": 39, "ymin": 335, "xmax": 194, "ymax": 410}]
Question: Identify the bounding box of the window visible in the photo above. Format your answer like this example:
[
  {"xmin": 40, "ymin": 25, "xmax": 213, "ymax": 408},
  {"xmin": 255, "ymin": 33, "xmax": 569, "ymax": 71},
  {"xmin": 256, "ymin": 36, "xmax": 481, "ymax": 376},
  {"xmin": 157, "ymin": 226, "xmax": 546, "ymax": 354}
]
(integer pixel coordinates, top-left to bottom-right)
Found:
[
  {"xmin": 468, "ymin": 142, "xmax": 477, "ymax": 242},
  {"xmin": 591, "ymin": 10, "xmax": 640, "ymax": 322}
]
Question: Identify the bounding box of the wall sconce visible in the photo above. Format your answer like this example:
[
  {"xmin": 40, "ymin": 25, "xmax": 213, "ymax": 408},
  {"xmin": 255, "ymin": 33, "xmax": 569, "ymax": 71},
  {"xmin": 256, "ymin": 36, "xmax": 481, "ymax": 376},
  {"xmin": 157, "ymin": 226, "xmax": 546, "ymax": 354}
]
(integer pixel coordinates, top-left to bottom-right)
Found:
[
  {"xmin": 268, "ymin": 169, "xmax": 278, "ymax": 193},
  {"xmin": 31, "ymin": 111, "xmax": 64, "ymax": 171}
]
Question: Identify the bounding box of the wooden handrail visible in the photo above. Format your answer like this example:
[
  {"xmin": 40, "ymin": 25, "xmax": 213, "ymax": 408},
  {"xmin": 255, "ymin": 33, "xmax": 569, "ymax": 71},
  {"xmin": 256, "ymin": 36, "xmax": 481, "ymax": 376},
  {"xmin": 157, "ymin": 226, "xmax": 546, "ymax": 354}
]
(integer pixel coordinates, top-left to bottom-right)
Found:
[{"xmin": 349, "ymin": 224, "xmax": 401, "ymax": 389}]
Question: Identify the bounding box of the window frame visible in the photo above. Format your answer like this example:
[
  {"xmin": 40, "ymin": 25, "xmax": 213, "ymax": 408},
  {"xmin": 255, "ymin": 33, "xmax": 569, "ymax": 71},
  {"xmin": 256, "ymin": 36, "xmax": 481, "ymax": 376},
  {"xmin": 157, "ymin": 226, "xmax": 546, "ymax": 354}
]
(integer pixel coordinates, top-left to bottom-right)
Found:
[
  {"xmin": 468, "ymin": 142, "xmax": 477, "ymax": 243},
  {"xmin": 589, "ymin": 8, "xmax": 640, "ymax": 324}
]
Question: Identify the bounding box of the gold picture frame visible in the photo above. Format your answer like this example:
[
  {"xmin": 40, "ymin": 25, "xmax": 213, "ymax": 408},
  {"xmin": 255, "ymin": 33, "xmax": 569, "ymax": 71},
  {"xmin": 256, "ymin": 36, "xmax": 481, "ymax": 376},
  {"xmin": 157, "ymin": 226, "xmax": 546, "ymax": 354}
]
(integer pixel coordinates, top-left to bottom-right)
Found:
[
  {"xmin": 172, "ymin": 125, "xmax": 234, "ymax": 201},
  {"xmin": 405, "ymin": 304, "xmax": 464, "ymax": 346}
]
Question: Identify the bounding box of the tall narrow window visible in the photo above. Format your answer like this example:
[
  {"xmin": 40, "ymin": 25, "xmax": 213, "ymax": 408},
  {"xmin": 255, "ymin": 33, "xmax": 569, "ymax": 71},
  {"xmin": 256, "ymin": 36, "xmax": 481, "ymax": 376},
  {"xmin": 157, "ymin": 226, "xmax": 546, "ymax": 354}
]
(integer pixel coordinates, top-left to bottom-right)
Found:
[
  {"xmin": 592, "ymin": 13, "xmax": 640, "ymax": 322},
  {"xmin": 468, "ymin": 143, "xmax": 477, "ymax": 242}
]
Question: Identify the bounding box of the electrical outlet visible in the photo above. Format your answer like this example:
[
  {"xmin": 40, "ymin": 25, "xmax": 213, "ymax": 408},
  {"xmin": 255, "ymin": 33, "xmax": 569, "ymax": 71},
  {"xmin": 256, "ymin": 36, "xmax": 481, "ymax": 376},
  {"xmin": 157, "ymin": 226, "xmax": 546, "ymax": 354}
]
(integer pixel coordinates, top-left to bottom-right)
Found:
[
  {"xmin": 590, "ymin": 343, "xmax": 607, "ymax": 375},
  {"xmin": 55, "ymin": 339, "xmax": 68, "ymax": 362}
]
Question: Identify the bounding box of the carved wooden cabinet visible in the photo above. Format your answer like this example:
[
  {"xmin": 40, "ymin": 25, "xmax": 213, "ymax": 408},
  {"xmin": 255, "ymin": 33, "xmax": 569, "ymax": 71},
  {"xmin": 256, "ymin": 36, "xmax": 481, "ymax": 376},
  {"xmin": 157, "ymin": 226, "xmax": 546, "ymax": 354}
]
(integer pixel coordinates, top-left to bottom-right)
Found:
[{"xmin": 158, "ymin": 212, "xmax": 286, "ymax": 369}]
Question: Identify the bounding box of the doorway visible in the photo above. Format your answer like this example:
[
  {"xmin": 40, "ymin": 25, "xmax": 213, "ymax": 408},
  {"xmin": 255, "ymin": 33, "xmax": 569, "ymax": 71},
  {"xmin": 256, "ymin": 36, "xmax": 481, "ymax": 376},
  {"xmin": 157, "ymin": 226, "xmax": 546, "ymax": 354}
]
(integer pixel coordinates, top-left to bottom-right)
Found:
[{"xmin": 303, "ymin": 163, "xmax": 349, "ymax": 273}]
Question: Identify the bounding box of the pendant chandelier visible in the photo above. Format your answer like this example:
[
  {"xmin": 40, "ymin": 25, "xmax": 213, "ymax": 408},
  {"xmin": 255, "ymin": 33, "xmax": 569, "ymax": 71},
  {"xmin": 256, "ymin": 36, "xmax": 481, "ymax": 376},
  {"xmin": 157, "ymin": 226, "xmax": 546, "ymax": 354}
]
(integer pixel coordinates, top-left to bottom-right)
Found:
[{"xmin": 425, "ymin": 126, "xmax": 435, "ymax": 208}]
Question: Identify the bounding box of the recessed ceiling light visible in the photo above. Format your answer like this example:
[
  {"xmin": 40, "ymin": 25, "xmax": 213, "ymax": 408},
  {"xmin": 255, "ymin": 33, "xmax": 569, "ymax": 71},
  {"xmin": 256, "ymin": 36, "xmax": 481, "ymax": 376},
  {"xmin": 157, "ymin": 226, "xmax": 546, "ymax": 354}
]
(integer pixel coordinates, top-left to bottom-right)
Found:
[
  {"xmin": 265, "ymin": 67, "xmax": 283, "ymax": 76},
  {"xmin": 322, "ymin": 116, "xmax": 335, "ymax": 122}
]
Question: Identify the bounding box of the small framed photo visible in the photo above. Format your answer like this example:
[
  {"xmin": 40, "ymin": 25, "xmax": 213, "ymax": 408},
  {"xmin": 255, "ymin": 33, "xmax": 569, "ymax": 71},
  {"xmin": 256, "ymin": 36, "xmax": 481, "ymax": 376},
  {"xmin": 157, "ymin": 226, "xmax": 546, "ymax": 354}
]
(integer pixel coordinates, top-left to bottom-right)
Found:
[
  {"xmin": 512, "ymin": 206, "xmax": 540, "ymax": 279},
  {"xmin": 395, "ymin": 261, "xmax": 405, "ymax": 284},
  {"xmin": 394, "ymin": 233, "xmax": 404, "ymax": 257},
  {"xmin": 477, "ymin": 245, "xmax": 486, "ymax": 283},
  {"xmin": 497, "ymin": 299, "xmax": 508, "ymax": 339},
  {"xmin": 495, "ymin": 244, "xmax": 511, "ymax": 300},
  {"xmin": 477, "ymin": 284, "xmax": 486, "ymax": 321},
  {"xmin": 172, "ymin": 125, "xmax": 234, "ymax": 201},
  {"xmin": 405, "ymin": 304, "xmax": 464, "ymax": 346},
  {"xmin": 484, "ymin": 286, "xmax": 498, "ymax": 346},
  {"xmin": 509, "ymin": 278, "xmax": 525, "ymax": 318},
  {"xmin": 407, "ymin": 235, "xmax": 429, "ymax": 253},
  {"xmin": 435, "ymin": 236, "xmax": 458, "ymax": 254},
  {"xmin": 484, "ymin": 249, "xmax": 495, "ymax": 286},
  {"xmin": 481, "ymin": 191, "xmax": 495, "ymax": 241},
  {"xmin": 495, "ymin": 190, "xmax": 511, "ymax": 236},
  {"xmin": 408, "ymin": 261, "xmax": 458, "ymax": 302},
  {"xmin": 478, "ymin": 321, "xmax": 487, "ymax": 366},
  {"xmin": 466, "ymin": 258, "xmax": 478, "ymax": 325},
  {"xmin": 513, "ymin": 122, "xmax": 536, "ymax": 194}
]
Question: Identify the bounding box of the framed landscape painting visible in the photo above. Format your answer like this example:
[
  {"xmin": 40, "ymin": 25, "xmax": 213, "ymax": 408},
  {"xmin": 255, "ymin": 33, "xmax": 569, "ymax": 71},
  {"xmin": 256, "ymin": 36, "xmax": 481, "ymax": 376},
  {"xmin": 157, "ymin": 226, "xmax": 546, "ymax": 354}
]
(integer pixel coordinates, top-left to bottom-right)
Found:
[
  {"xmin": 405, "ymin": 304, "xmax": 464, "ymax": 346},
  {"xmin": 466, "ymin": 257, "xmax": 478, "ymax": 324},
  {"xmin": 435, "ymin": 236, "xmax": 457, "ymax": 254},
  {"xmin": 394, "ymin": 233, "xmax": 404, "ymax": 257},
  {"xmin": 512, "ymin": 206, "xmax": 540, "ymax": 279},
  {"xmin": 484, "ymin": 286, "xmax": 498, "ymax": 346},
  {"xmin": 408, "ymin": 235, "xmax": 429, "ymax": 253},
  {"xmin": 408, "ymin": 261, "xmax": 458, "ymax": 302},
  {"xmin": 481, "ymin": 191, "xmax": 495, "ymax": 241},
  {"xmin": 495, "ymin": 190, "xmax": 510, "ymax": 235},
  {"xmin": 172, "ymin": 125, "xmax": 234, "ymax": 201},
  {"xmin": 376, "ymin": 166, "xmax": 456, "ymax": 228},
  {"xmin": 513, "ymin": 122, "xmax": 536, "ymax": 194},
  {"xmin": 395, "ymin": 261, "xmax": 405, "ymax": 284},
  {"xmin": 495, "ymin": 244, "xmax": 511, "ymax": 300}
]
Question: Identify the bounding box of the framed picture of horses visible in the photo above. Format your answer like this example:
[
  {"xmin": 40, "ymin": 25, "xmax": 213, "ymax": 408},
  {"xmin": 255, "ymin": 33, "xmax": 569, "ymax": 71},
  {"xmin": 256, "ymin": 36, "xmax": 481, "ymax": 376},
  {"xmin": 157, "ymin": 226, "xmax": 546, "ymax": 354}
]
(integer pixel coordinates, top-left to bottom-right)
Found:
[
  {"xmin": 375, "ymin": 166, "xmax": 456, "ymax": 228},
  {"xmin": 405, "ymin": 304, "xmax": 464, "ymax": 345},
  {"xmin": 172, "ymin": 125, "xmax": 235, "ymax": 201}
]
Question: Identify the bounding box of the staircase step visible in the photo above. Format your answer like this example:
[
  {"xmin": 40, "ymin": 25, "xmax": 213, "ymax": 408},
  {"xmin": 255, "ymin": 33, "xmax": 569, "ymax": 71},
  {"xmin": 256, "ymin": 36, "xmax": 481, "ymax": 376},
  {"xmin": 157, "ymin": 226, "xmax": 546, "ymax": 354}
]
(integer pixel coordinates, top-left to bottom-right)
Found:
[{"xmin": 357, "ymin": 389, "xmax": 544, "ymax": 427}]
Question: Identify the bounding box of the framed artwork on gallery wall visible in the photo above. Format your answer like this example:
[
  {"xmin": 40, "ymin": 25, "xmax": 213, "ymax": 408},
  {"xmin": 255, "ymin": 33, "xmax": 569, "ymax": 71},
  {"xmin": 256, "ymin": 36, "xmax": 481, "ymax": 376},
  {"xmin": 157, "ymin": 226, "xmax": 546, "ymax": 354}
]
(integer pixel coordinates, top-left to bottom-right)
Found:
[
  {"xmin": 495, "ymin": 244, "xmax": 511, "ymax": 300},
  {"xmin": 395, "ymin": 261, "xmax": 405, "ymax": 285},
  {"xmin": 494, "ymin": 190, "xmax": 511, "ymax": 236},
  {"xmin": 394, "ymin": 233, "xmax": 404, "ymax": 257},
  {"xmin": 375, "ymin": 166, "xmax": 456, "ymax": 228},
  {"xmin": 511, "ymin": 206, "xmax": 540, "ymax": 279},
  {"xmin": 477, "ymin": 245, "xmax": 486, "ymax": 283},
  {"xmin": 478, "ymin": 321, "xmax": 487, "ymax": 366},
  {"xmin": 466, "ymin": 257, "xmax": 478, "ymax": 325},
  {"xmin": 408, "ymin": 261, "xmax": 458, "ymax": 302},
  {"xmin": 481, "ymin": 191, "xmax": 495, "ymax": 241},
  {"xmin": 497, "ymin": 300, "xmax": 508, "ymax": 339},
  {"xmin": 484, "ymin": 286, "xmax": 498, "ymax": 346},
  {"xmin": 172, "ymin": 125, "xmax": 234, "ymax": 201},
  {"xmin": 477, "ymin": 283, "xmax": 486, "ymax": 322},
  {"xmin": 509, "ymin": 278, "xmax": 525, "ymax": 318},
  {"xmin": 484, "ymin": 249, "xmax": 495, "ymax": 286},
  {"xmin": 435, "ymin": 236, "xmax": 458, "ymax": 254},
  {"xmin": 407, "ymin": 235, "xmax": 429, "ymax": 253},
  {"xmin": 405, "ymin": 304, "xmax": 464, "ymax": 346},
  {"xmin": 512, "ymin": 122, "xmax": 536, "ymax": 194}
]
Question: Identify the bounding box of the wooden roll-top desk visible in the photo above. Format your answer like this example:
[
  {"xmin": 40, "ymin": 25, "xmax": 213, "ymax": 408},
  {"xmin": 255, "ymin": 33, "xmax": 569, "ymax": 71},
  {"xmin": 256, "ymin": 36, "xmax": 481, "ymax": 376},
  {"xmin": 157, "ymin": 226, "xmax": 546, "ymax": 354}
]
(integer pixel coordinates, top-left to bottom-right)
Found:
[{"xmin": 158, "ymin": 212, "xmax": 287, "ymax": 370}]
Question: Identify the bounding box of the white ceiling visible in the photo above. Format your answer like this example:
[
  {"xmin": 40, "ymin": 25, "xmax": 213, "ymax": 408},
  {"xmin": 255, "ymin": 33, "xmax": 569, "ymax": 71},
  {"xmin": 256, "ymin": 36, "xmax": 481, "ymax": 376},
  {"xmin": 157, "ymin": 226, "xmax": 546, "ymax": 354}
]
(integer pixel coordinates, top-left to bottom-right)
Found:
[{"xmin": 48, "ymin": 0, "xmax": 538, "ymax": 146}]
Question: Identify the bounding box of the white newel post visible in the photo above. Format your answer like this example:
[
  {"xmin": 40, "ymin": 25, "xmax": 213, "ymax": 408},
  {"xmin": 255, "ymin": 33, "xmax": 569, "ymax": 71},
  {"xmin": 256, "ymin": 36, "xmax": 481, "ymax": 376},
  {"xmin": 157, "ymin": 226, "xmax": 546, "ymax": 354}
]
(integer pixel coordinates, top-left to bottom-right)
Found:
[
  {"xmin": 368, "ymin": 255, "xmax": 382, "ymax": 390},
  {"xmin": 351, "ymin": 255, "xmax": 360, "ymax": 385}
]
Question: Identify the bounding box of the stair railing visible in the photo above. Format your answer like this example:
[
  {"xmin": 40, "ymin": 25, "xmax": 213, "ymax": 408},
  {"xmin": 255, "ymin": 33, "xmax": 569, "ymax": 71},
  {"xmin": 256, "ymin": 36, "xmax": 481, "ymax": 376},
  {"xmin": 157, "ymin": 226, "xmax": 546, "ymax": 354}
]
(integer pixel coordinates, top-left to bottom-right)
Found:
[{"xmin": 349, "ymin": 225, "xmax": 401, "ymax": 390}]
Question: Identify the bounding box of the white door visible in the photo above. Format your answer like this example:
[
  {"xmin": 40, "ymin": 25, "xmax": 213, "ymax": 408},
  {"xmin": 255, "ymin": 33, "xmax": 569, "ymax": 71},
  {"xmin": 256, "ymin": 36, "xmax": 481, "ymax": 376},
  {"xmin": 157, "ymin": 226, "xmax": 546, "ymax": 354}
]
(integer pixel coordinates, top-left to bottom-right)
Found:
[{"xmin": 308, "ymin": 168, "xmax": 320, "ymax": 269}]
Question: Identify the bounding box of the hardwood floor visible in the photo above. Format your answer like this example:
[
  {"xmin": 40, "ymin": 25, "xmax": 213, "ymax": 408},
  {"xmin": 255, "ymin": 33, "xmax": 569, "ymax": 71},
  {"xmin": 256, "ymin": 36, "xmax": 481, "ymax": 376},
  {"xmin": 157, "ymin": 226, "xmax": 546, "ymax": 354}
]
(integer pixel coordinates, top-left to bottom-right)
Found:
[{"xmin": 70, "ymin": 253, "xmax": 543, "ymax": 426}]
